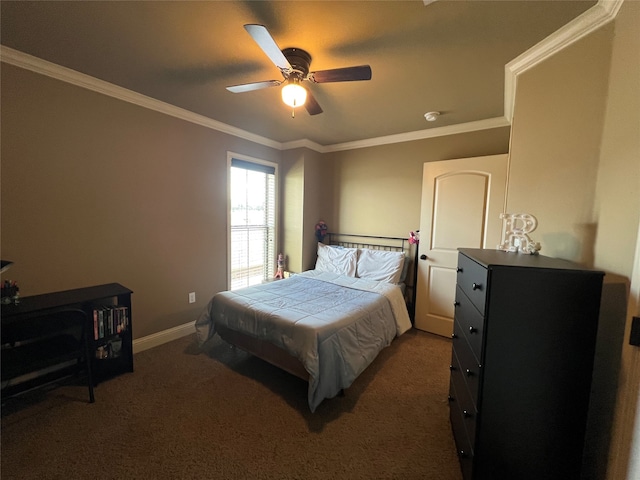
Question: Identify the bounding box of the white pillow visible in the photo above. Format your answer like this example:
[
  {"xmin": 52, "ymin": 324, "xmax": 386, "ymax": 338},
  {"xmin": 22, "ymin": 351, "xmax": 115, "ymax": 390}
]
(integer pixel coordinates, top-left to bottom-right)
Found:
[
  {"xmin": 315, "ymin": 243, "xmax": 358, "ymax": 277},
  {"xmin": 356, "ymin": 248, "xmax": 406, "ymax": 284}
]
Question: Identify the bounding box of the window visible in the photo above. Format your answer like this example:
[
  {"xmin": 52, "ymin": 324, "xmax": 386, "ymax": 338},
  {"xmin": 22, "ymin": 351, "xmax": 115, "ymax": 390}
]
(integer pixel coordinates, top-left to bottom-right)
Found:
[{"xmin": 228, "ymin": 156, "xmax": 277, "ymax": 290}]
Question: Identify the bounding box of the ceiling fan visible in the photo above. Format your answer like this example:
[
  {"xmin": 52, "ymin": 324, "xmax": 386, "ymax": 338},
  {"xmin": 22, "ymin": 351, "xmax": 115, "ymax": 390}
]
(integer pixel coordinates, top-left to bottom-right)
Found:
[{"xmin": 226, "ymin": 24, "xmax": 372, "ymax": 116}]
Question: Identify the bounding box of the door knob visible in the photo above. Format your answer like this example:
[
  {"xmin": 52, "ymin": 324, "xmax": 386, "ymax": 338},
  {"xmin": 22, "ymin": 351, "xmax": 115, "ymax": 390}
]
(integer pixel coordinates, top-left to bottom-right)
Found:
[{"xmin": 420, "ymin": 254, "xmax": 428, "ymax": 260}]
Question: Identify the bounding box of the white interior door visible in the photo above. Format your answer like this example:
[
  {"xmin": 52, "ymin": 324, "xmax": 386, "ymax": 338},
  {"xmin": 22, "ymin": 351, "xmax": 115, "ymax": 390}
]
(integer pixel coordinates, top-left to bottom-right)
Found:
[{"xmin": 414, "ymin": 154, "xmax": 508, "ymax": 336}]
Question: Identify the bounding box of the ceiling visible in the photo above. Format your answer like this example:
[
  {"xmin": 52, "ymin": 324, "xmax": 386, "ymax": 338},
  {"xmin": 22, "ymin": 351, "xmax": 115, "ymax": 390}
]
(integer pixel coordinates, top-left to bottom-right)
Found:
[{"xmin": 0, "ymin": 1, "xmax": 596, "ymax": 147}]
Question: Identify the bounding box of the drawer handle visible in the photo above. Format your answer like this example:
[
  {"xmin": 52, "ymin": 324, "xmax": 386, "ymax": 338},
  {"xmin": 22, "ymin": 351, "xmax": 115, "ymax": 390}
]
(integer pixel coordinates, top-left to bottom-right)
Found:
[
  {"xmin": 451, "ymin": 333, "xmax": 458, "ymax": 339},
  {"xmin": 472, "ymin": 282, "xmax": 482, "ymax": 291},
  {"xmin": 463, "ymin": 410, "xmax": 473, "ymax": 418},
  {"xmin": 465, "ymin": 368, "xmax": 473, "ymax": 377},
  {"xmin": 453, "ymin": 301, "xmax": 460, "ymax": 307},
  {"xmin": 459, "ymin": 450, "xmax": 469, "ymax": 458},
  {"xmin": 449, "ymin": 365, "xmax": 456, "ymax": 371},
  {"xmin": 456, "ymin": 267, "xmax": 463, "ymax": 273},
  {"xmin": 448, "ymin": 395, "xmax": 454, "ymax": 402},
  {"xmin": 469, "ymin": 326, "xmax": 477, "ymax": 334}
]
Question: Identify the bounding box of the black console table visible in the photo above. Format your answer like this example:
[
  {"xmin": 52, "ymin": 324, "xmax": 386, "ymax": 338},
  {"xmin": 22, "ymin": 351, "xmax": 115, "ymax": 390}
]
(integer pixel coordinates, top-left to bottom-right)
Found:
[{"xmin": 1, "ymin": 283, "xmax": 133, "ymax": 402}]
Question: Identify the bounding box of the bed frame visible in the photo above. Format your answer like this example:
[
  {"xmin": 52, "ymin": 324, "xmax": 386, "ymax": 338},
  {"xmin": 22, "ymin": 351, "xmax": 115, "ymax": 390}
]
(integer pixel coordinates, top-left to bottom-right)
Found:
[{"xmin": 217, "ymin": 233, "xmax": 419, "ymax": 383}]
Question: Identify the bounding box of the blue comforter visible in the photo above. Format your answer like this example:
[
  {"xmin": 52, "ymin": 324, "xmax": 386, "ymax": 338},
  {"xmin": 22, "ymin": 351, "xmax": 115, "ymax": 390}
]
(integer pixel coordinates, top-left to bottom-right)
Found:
[{"xmin": 195, "ymin": 270, "xmax": 411, "ymax": 412}]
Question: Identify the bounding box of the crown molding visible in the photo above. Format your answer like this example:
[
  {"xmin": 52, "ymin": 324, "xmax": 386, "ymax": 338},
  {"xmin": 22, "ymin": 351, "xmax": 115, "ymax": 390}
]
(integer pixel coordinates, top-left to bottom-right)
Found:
[
  {"xmin": 0, "ymin": 45, "xmax": 283, "ymax": 151},
  {"xmin": 1, "ymin": 0, "xmax": 622, "ymax": 154},
  {"xmin": 280, "ymin": 138, "xmax": 327, "ymax": 153},
  {"xmin": 280, "ymin": 118, "xmax": 510, "ymax": 153},
  {"xmin": 318, "ymin": 117, "xmax": 511, "ymax": 153},
  {"xmin": 504, "ymin": 0, "xmax": 624, "ymax": 121},
  {"xmin": 0, "ymin": 44, "xmax": 510, "ymax": 154}
]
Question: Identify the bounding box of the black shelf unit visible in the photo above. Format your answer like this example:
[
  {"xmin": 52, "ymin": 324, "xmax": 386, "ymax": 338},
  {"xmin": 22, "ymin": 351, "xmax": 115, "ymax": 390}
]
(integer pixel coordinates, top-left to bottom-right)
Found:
[{"xmin": 1, "ymin": 283, "xmax": 133, "ymax": 400}]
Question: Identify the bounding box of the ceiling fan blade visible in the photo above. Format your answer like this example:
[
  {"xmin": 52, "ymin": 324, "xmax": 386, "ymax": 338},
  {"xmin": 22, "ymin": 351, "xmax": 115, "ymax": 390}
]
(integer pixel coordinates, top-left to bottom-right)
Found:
[
  {"xmin": 244, "ymin": 24, "xmax": 292, "ymax": 72},
  {"xmin": 304, "ymin": 90, "xmax": 323, "ymax": 115},
  {"xmin": 226, "ymin": 80, "xmax": 282, "ymax": 93},
  {"xmin": 309, "ymin": 65, "xmax": 372, "ymax": 83}
]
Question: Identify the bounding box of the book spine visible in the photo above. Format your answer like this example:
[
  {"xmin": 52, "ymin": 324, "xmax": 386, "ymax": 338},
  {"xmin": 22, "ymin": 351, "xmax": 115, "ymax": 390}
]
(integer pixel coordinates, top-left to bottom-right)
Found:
[
  {"xmin": 121, "ymin": 306, "xmax": 128, "ymax": 330},
  {"xmin": 98, "ymin": 308, "xmax": 104, "ymax": 339}
]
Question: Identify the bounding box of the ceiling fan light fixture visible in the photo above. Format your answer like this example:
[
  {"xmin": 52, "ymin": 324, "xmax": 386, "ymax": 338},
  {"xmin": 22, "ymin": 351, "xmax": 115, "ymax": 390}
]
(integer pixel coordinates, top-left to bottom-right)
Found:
[{"xmin": 282, "ymin": 79, "xmax": 307, "ymax": 108}]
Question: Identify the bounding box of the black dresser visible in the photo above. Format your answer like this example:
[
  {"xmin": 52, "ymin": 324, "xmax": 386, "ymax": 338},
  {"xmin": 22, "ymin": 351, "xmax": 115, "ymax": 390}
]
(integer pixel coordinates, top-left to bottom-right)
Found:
[{"xmin": 449, "ymin": 249, "xmax": 604, "ymax": 480}]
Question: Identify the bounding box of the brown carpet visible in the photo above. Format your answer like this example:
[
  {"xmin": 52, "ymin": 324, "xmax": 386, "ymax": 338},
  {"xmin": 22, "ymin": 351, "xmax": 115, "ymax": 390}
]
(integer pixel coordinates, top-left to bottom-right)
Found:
[{"xmin": 1, "ymin": 329, "xmax": 462, "ymax": 480}]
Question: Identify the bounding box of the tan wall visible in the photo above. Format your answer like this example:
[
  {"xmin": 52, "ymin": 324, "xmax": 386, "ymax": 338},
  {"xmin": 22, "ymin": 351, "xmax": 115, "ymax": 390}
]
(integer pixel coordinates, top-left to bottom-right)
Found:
[
  {"xmin": 593, "ymin": 1, "xmax": 640, "ymax": 280},
  {"xmin": 325, "ymin": 128, "xmax": 511, "ymax": 238},
  {"xmin": 507, "ymin": 24, "xmax": 614, "ymax": 264},
  {"xmin": 280, "ymin": 148, "xmax": 334, "ymax": 273},
  {"xmin": 592, "ymin": 2, "xmax": 640, "ymax": 478},
  {"xmin": 301, "ymin": 148, "xmax": 333, "ymax": 271},
  {"xmin": 281, "ymin": 150, "xmax": 305, "ymax": 274},
  {"xmin": 0, "ymin": 64, "xmax": 282, "ymax": 338}
]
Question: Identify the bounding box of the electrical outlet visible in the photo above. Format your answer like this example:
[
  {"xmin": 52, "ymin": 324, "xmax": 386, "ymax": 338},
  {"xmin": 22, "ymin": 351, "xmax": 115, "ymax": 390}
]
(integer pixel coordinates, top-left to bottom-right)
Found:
[{"xmin": 188, "ymin": 292, "xmax": 196, "ymax": 304}]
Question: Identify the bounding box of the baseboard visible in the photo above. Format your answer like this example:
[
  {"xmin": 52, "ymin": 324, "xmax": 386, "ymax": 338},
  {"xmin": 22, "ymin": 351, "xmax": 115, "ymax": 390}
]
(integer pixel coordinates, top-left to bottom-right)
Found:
[{"xmin": 132, "ymin": 321, "xmax": 195, "ymax": 354}]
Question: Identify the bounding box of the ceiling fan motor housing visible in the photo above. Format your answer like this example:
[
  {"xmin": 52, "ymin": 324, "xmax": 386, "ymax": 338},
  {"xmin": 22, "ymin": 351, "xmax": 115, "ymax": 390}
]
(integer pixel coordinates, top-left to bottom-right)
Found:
[
  {"xmin": 282, "ymin": 48, "xmax": 312, "ymax": 77},
  {"xmin": 228, "ymin": 25, "xmax": 370, "ymax": 115}
]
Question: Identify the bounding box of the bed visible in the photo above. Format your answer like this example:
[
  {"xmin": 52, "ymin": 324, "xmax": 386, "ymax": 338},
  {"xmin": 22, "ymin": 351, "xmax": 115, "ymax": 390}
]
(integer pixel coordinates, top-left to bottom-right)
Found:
[{"xmin": 195, "ymin": 233, "xmax": 418, "ymax": 412}]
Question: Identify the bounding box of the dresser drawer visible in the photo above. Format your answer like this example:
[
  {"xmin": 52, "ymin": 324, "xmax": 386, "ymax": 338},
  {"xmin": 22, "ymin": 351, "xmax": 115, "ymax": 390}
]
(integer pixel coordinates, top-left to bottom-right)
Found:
[
  {"xmin": 449, "ymin": 351, "xmax": 478, "ymax": 447},
  {"xmin": 451, "ymin": 324, "xmax": 482, "ymax": 408},
  {"xmin": 457, "ymin": 253, "xmax": 488, "ymax": 315},
  {"xmin": 454, "ymin": 286, "xmax": 485, "ymax": 362},
  {"xmin": 449, "ymin": 377, "xmax": 475, "ymax": 480}
]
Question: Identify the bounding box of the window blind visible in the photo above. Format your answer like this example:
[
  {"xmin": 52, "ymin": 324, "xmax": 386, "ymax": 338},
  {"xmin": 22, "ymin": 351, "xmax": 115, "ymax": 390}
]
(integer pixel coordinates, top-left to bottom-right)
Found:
[
  {"xmin": 231, "ymin": 158, "xmax": 276, "ymax": 175},
  {"xmin": 229, "ymin": 159, "xmax": 276, "ymax": 290}
]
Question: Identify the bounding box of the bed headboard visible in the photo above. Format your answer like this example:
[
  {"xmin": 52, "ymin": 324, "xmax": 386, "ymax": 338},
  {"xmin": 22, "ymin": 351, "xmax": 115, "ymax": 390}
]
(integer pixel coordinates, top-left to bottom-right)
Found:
[{"xmin": 324, "ymin": 233, "xmax": 419, "ymax": 322}]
